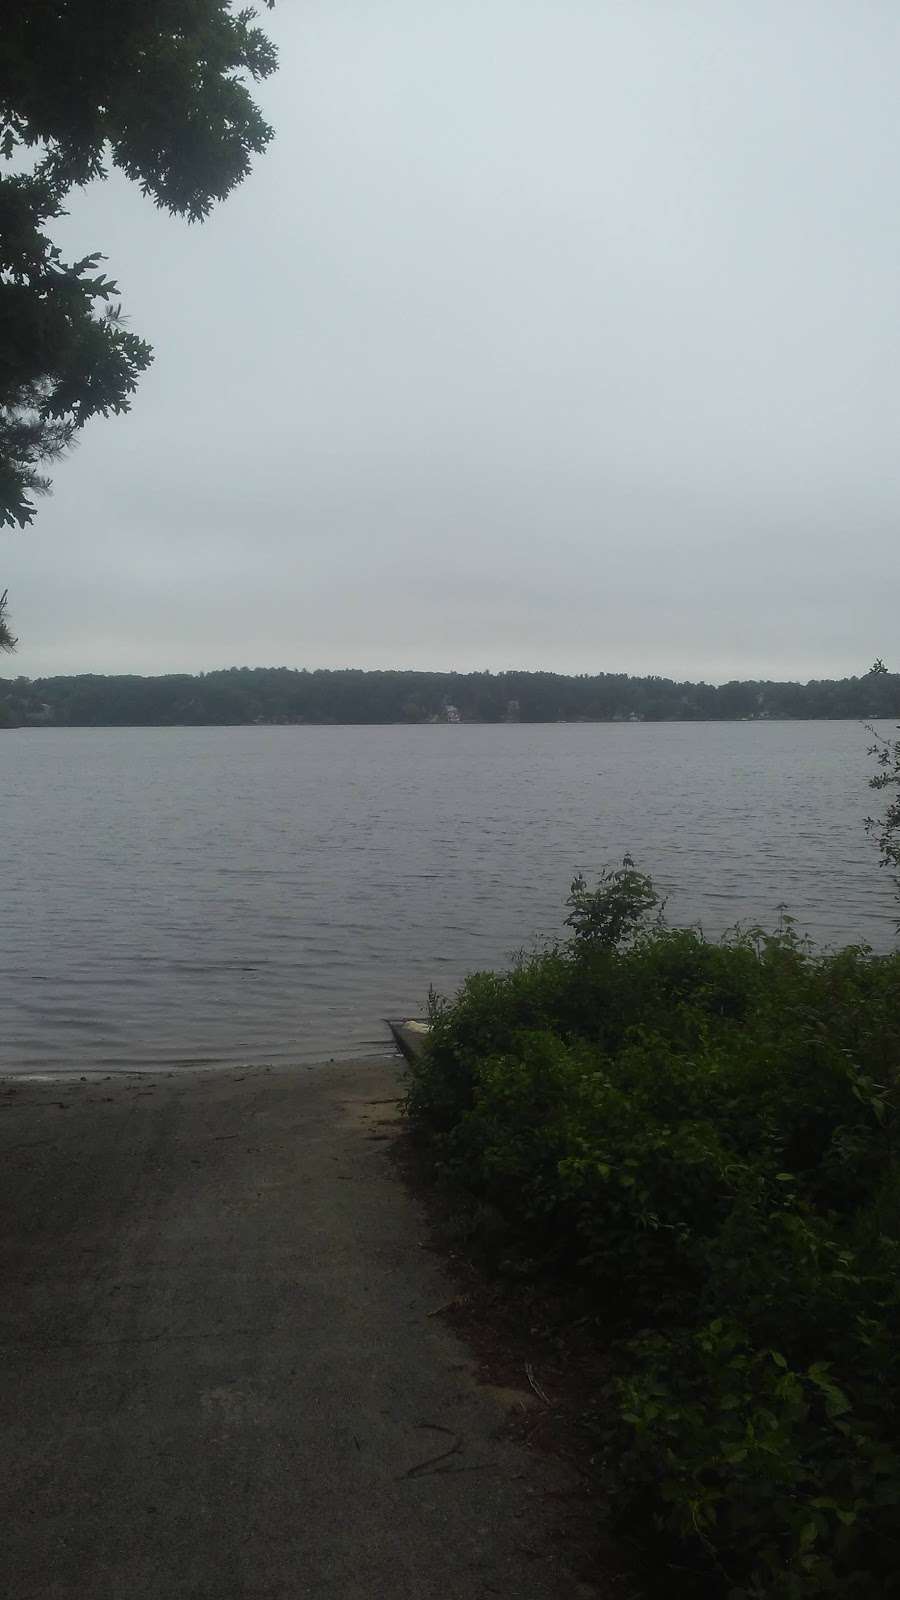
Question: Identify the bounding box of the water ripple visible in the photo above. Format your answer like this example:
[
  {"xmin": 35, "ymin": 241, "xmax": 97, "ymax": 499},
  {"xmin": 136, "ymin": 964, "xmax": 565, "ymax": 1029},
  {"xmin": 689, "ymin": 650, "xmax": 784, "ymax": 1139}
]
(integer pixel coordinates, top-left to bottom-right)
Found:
[{"xmin": 1, "ymin": 721, "xmax": 896, "ymax": 1071}]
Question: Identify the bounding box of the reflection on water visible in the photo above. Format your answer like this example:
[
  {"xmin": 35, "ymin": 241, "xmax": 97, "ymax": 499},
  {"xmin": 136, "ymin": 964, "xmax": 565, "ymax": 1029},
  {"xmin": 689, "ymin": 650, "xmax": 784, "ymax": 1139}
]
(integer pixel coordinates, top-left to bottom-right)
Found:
[{"xmin": 1, "ymin": 721, "xmax": 895, "ymax": 1071}]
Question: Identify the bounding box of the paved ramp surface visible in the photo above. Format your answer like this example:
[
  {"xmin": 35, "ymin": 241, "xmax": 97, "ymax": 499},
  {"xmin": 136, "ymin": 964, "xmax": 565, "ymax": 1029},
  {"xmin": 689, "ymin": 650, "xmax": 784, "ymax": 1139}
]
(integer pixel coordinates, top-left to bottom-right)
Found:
[{"xmin": 0, "ymin": 1062, "xmax": 593, "ymax": 1599}]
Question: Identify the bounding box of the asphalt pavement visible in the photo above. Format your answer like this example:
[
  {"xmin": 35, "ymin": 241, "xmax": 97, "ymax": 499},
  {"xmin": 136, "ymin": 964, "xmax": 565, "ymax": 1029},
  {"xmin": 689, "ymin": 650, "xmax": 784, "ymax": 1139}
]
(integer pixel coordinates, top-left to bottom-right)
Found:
[{"xmin": 0, "ymin": 1060, "xmax": 596, "ymax": 1599}]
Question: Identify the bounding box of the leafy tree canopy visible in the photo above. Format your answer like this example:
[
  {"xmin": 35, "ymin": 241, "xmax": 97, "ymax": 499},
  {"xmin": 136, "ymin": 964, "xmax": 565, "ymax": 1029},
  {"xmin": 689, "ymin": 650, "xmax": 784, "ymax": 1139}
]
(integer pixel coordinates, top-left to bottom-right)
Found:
[
  {"xmin": 0, "ymin": 2, "xmax": 277, "ymax": 532},
  {"xmin": 0, "ymin": 588, "xmax": 15, "ymax": 651}
]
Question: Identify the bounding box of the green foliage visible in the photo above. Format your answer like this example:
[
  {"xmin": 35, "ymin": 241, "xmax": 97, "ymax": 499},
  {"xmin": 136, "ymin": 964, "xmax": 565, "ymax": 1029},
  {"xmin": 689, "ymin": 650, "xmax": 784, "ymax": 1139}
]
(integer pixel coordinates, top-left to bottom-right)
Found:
[
  {"xmin": 0, "ymin": 168, "xmax": 154, "ymax": 529},
  {"xmin": 565, "ymin": 856, "xmax": 662, "ymax": 950},
  {"xmin": 0, "ymin": 2, "xmax": 277, "ymax": 533},
  {"xmin": 405, "ymin": 868, "xmax": 900, "ymax": 1598},
  {"xmin": 0, "ymin": 588, "xmax": 15, "ymax": 651},
  {"xmin": 1, "ymin": 2, "xmax": 277, "ymax": 219},
  {"xmin": 867, "ymin": 722, "xmax": 900, "ymax": 898},
  {"xmin": 1, "ymin": 665, "xmax": 900, "ymax": 726},
  {"xmin": 864, "ymin": 659, "xmax": 900, "ymax": 909},
  {"xmin": 617, "ymin": 1320, "xmax": 900, "ymax": 1599}
]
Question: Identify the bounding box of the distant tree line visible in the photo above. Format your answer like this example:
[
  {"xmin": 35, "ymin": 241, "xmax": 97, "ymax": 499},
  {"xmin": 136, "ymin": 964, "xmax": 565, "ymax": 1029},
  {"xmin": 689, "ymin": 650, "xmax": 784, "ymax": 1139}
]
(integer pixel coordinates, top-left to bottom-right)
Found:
[{"xmin": 1, "ymin": 666, "xmax": 899, "ymax": 729}]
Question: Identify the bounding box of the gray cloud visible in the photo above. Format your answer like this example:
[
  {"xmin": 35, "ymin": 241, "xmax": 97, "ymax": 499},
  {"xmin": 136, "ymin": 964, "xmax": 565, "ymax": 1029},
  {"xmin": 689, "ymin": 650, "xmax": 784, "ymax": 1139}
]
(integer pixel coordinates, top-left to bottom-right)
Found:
[{"xmin": 5, "ymin": 0, "xmax": 899, "ymax": 680}]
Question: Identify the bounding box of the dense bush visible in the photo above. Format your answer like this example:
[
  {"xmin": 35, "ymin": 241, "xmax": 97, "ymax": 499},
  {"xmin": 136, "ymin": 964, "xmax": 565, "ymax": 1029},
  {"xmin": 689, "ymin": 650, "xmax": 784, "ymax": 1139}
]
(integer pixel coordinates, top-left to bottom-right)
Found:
[{"xmin": 405, "ymin": 867, "xmax": 900, "ymax": 1598}]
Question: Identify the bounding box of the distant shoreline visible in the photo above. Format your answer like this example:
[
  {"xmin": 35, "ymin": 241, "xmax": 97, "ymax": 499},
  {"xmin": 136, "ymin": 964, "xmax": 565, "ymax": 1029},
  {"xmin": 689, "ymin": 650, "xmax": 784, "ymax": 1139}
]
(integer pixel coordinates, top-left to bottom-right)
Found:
[
  {"xmin": 2, "ymin": 665, "xmax": 897, "ymax": 730},
  {"xmin": 3, "ymin": 714, "xmax": 897, "ymax": 730}
]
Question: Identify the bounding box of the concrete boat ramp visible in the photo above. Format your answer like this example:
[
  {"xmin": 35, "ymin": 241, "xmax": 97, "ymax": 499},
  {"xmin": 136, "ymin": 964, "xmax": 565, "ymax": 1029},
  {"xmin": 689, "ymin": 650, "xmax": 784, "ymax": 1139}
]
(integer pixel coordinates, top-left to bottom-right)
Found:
[{"xmin": 0, "ymin": 1059, "xmax": 595, "ymax": 1599}]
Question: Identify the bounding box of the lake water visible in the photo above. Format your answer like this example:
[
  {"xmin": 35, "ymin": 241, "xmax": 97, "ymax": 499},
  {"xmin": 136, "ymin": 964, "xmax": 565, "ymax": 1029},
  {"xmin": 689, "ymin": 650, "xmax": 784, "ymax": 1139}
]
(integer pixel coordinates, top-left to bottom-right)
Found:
[{"xmin": 2, "ymin": 721, "xmax": 896, "ymax": 1073}]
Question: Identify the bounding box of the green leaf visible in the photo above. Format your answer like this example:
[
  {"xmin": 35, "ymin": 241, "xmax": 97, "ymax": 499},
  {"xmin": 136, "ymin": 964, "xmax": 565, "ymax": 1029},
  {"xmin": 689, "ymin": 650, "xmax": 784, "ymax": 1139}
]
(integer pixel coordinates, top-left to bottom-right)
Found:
[{"xmin": 723, "ymin": 1445, "xmax": 748, "ymax": 1464}]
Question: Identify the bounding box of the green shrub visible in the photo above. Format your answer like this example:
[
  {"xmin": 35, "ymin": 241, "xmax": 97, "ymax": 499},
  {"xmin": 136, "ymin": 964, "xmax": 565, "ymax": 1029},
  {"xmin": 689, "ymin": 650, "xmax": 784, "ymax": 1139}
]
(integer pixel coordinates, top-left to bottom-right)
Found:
[
  {"xmin": 404, "ymin": 866, "xmax": 900, "ymax": 1598},
  {"xmin": 615, "ymin": 1317, "xmax": 900, "ymax": 1599}
]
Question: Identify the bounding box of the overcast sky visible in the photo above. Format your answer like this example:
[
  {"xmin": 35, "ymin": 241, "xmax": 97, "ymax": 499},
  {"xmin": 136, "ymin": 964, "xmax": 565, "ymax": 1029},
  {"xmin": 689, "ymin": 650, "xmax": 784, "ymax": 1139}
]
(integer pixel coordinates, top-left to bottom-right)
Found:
[{"xmin": 5, "ymin": 0, "xmax": 900, "ymax": 681}]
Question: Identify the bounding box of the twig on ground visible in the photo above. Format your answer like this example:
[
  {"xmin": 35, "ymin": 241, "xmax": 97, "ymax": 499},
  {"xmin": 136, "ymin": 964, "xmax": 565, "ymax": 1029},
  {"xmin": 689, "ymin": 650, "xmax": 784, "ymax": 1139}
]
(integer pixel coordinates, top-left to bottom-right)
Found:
[
  {"xmin": 426, "ymin": 1297, "xmax": 462, "ymax": 1317},
  {"xmin": 525, "ymin": 1362, "xmax": 552, "ymax": 1406},
  {"xmin": 399, "ymin": 1422, "xmax": 464, "ymax": 1479}
]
